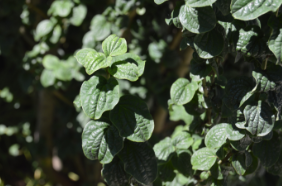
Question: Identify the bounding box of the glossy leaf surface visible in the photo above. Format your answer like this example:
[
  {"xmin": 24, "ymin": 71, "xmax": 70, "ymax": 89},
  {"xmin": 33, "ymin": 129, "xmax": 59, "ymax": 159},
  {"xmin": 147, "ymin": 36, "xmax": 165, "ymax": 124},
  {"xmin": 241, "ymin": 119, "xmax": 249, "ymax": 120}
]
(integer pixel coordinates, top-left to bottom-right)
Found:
[
  {"xmin": 110, "ymin": 95, "xmax": 154, "ymax": 142},
  {"xmin": 119, "ymin": 140, "xmax": 158, "ymax": 185},
  {"xmin": 170, "ymin": 78, "xmax": 198, "ymax": 105},
  {"xmin": 82, "ymin": 119, "xmax": 123, "ymax": 164},
  {"xmin": 191, "ymin": 147, "xmax": 217, "ymax": 170},
  {"xmin": 80, "ymin": 76, "xmax": 119, "ymax": 119}
]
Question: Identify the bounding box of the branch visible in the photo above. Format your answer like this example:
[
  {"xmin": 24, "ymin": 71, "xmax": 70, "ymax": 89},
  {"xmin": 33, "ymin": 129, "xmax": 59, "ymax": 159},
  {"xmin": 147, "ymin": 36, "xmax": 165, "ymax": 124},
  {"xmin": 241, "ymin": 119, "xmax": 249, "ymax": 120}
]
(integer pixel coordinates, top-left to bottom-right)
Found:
[
  {"xmin": 26, "ymin": 2, "xmax": 48, "ymax": 19},
  {"xmin": 53, "ymin": 91, "xmax": 74, "ymax": 107}
]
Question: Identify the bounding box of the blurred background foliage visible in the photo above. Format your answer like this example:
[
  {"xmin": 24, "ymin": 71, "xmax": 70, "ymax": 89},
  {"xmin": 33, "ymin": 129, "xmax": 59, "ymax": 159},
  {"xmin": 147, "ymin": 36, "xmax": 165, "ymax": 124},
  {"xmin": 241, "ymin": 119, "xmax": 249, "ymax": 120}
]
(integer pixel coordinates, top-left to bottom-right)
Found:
[{"xmin": 0, "ymin": 0, "xmax": 281, "ymax": 186}]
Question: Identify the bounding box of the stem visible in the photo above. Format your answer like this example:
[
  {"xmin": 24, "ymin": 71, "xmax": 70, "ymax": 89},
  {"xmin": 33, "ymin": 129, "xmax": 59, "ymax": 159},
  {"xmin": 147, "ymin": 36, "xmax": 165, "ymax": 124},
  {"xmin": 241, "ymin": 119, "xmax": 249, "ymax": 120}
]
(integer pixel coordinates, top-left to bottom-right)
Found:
[
  {"xmin": 105, "ymin": 68, "xmax": 111, "ymax": 79},
  {"xmin": 261, "ymin": 58, "xmax": 268, "ymax": 70},
  {"xmin": 26, "ymin": 2, "xmax": 48, "ymax": 19},
  {"xmin": 220, "ymin": 151, "xmax": 234, "ymax": 165},
  {"xmin": 53, "ymin": 91, "xmax": 74, "ymax": 107},
  {"xmin": 276, "ymin": 9, "xmax": 279, "ymax": 17},
  {"xmin": 202, "ymin": 78, "xmax": 208, "ymax": 97}
]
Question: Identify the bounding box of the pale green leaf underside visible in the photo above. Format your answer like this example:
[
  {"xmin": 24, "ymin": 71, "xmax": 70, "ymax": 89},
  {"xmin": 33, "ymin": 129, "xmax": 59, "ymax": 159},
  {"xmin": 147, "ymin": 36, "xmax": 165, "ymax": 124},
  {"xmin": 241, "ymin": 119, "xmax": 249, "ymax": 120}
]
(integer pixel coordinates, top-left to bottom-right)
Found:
[
  {"xmin": 48, "ymin": 1, "xmax": 74, "ymax": 17},
  {"xmin": 252, "ymin": 70, "xmax": 276, "ymax": 92},
  {"xmin": 102, "ymin": 34, "xmax": 127, "ymax": 57},
  {"xmin": 102, "ymin": 157, "xmax": 130, "ymax": 186},
  {"xmin": 179, "ymin": 5, "xmax": 216, "ymax": 34},
  {"xmin": 108, "ymin": 53, "xmax": 145, "ymax": 82},
  {"xmin": 119, "ymin": 141, "xmax": 158, "ymax": 185},
  {"xmin": 194, "ymin": 29, "xmax": 224, "ymax": 59},
  {"xmin": 50, "ymin": 25, "xmax": 62, "ymax": 44},
  {"xmin": 170, "ymin": 78, "xmax": 199, "ymax": 105},
  {"xmin": 40, "ymin": 69, "xmax": 55, "ymax": 87},
  {"xmin": 205, "ymin": 124, "xmax": 228, "ymax": 149},
  {"xmin": 232, "ymin": 153, "xmax": 247, "ymax": 175},
  {"xmin": 75, "ymin": 48, "xmax": 107, "ymax": 75},
  {"xmin": 154, "ymin": 0, "xmax": 168, "ymax": 5},
  {"xmin": 268, "ymin": 15, "xmax": 282, "ymax": 64},
  {"xmin": 242, "ymin": 100, "xmax": 275, "ymax": 136},
  {"xmin": 80, "ymin": 76, "xmax": 119, "ymax": 120},
  {"xmin": 70, "ymin": 5, "xmax": 87, "ymax": 26},
  {"xmin": 153, "ymin": 137, "xmax": 175, "ymax": 161},
  {"xmin": 90, "ymin": 15, "xmax": 111, "ymax": 41},
  {"xmin": 172, "ymin": 132, "xmax": 194, "ymax": 150},
  {"xmin": 191, "ymin": 147, "xmax": 217, "ymax": 170},
  {"xmin": 185, "ymin": 0, "xmax": 217, "ymax": 7},
  {"xmin": 236, "ymin": 27, "xmax": 267, "ymax": 57},
  {"xmin": 225, "ymin": 123, "xmax": 245, "ymax": 141},
  {"xmin": 35, "ymin": 20, "xmax": 54, "ymax": 39},
  {"xmin": 42, "ymin": 54, "xmax": 60, "ymax": 70},
  {"xmin": 110, "ymin": 95, "xmax": 154, "ymax": 142},
  {"xmin": 169, "ymin": 105, "xmax": 194, "ymax": 126},
  {"xmin": 231, "ymin": 0, "xmax": 282, "ymax": 21},
  {"xmin": 82, "ymin": 120, "xmax": 123, "ymax": 164}
]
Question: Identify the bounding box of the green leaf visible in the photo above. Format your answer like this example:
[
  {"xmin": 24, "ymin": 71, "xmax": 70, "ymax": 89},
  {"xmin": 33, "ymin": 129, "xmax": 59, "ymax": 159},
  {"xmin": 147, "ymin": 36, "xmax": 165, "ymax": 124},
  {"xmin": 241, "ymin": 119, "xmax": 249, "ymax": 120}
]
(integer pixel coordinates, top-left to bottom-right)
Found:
[
  {"xmin": 108, "ymin": 53, "xmax": 146, "ymax": 82},
  {"xmin": 242, "ymin": 100, "xmax": 275, "ymax": 136},
  {"xmin": 205, "ymin": 124, "xmax": 228, "ymax": 149},
  {"xmin": 232, "ymin": 153, "xmax": 247, "ymax": 175},
  {"xmin": 200, "ymin": 171, "xmax": 210, "ymax": 180},
  {"xmin": 223, "ymin": 77, "xmax": 255, "ymax": 110},
  {"xmin": 80, "ymin": 76, "xmax": 119, "ymax": 120},
  {"xmin": 102, "ymin": 34, "xmax": 127, "ymax": 57},
  {"xmin": 154, "ymin": 0, "xmax": 168, "ymax": 5},
  {"xmin": 54, "ymin": 66, "xmax": 72, "ymax": 81},
  {"xmin": 225, "ymin": 123, "xmax": 245, "ymax": 141},
  {"xmin": 40, "ymin": 69, "xmax": 55, "ymax": 87},
  {"xmin": 210, "ymin": 164, "xmax": 223, "ymax": 180},
  {"xmin": 50, "ymin": 25, "xmax": 62, "ymax": 44},
  {"xmin": 230, "ymin": 135, "xmax": 252, "ymax": 151},
  {"xmin": 215, "ymin": 0, "xmax": 232, "ymax": 15},
  {"xmin": 194, "ymin": 29, "xmax": 224, "ymax": 59},
  {"xmin": 253, "ymin": 132, "xmax": 281, "ymax": 167},
  {"xmin": 245, "ymin": 153, "xmax": 259, "ymax": 175},
  {"xmin": 190, "ymin": 58, "xmax": 213, "ymax": 81},
  {"xmin": 90, "ymin": 15, "xmax": 111, "ymax": 41},
  {"xmin": 172, "ymin": 132, "xmax": 194, "ymax": 150},
  {"xmin": 119, "ymin": 140, "xmax": 158, "ymax": 185},
  {"xmin": 267, "ymin": 150, "xmax": 282, "ymax": 176},
  {"xmin": 171, "ymin": 150, "xmax": 193, "ymax": 177},
  {"xmin": 252, "ymin": 70, "xmax": 276, "ymax": 92},
  {"xmin": 268, "ymin": 15, "xmax": 282, "ymax": 64},
  {"xmin": 179, "ymin": 5, "xmax": 216, "ymax": 34},
  {"xmin": 48, "ymin": 1, "xmax": 74, "ymax": 17},
  {"xmin": 185, "ymin": 0, "xmax": 217, "ymax": 7},
  {"xmin": 35, "ymin": 20, "xmax": 54, "ymax": 40},
  {"xmin": 82, "ymin": 31, "xmax": 96, "ymax": 48},
  {"xmin": 70, "ymin": 4, "xmax": 87, "ymax": 26},
  {"xmin": 236, "ymin": 26, "xmax": 268, "ymax": 57},
  {"xmin": 73, "ymin": 95, "xmax": 81, "ymax": 110},
  {"xmin": 170, "ymin": 78, "xmax": 199, "ymax": 105},
  {"xmin": 82, "ymin": 119, "xmax": 123, "ymax": 164},
  {"xmin": 42, "ymin": 54, "xmax": 60, "ymax": 70},
  {"xmin": 191, "ymin": 147, "xmax": 217, "ymax": 170},
  {"xmin": 218, "ymin": 20, "xmax": 245, "ymax": 45},
  {"xmin": 159, "ymin": 161, "xmax": 176, "ymax": 182},
  {"xmin": 153, "ymin": 137, "xmax": 175, "ymax": 161},
  {"xmin": 169, "ymin": 105, "xmax": 194, "ymax": 126},
  {"xmin": 110, "ymin": 95, "xmax": 154, "ymax": 142},
  {"xmin": 171, "ymin": 8, "xmax": 182, "ymax": 28},
  {"xmin": 102, "ymin": 157, "xmax": 130, "ymax": 186},
  {"xmin": 75, "ymin": 48, "xmax": 108, "ymax": 75},
  {"xmin": 231, "ymin": 0, "xmax": 282, "ymax": 21}
]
